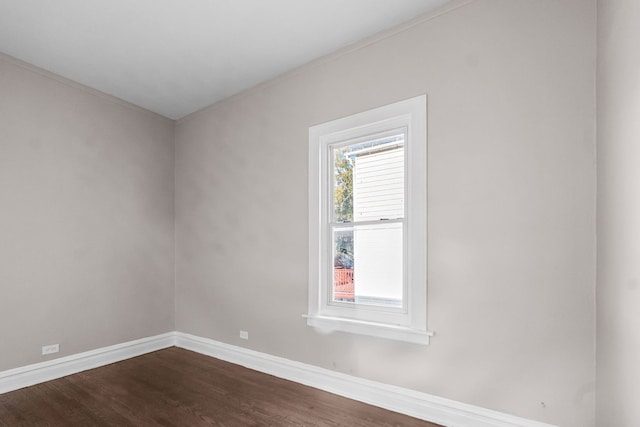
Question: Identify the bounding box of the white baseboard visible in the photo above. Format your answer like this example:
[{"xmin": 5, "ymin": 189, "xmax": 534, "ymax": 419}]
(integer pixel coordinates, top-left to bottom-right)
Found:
[
  {"xmin": 0, "ymin": 332, "xmax": 175, "ymax": 394},
  {"xmin": 0, "ymin": 331, "xmax": 556, "ymax": 427},
  {"xmin": 175, "ymin": 332, "xmax": 557, "ymax": 427}
]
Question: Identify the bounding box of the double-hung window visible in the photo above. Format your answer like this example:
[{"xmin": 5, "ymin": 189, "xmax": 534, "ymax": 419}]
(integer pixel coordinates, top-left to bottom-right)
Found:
[{"xmin": 306, "ymin": 95, "xmax": 431, "ymax": 345}]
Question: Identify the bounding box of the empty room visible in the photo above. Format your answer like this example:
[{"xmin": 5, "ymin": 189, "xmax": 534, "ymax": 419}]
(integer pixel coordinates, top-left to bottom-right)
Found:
[{"xmin": 0, "ymin": 0, "xmax": 637, "ymax": 426}]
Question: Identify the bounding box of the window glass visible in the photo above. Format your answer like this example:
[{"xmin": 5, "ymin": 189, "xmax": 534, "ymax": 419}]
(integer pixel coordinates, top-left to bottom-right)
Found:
[{"xmin": 330, "ymin": 133, "xmax": 405, "ymax": 309}]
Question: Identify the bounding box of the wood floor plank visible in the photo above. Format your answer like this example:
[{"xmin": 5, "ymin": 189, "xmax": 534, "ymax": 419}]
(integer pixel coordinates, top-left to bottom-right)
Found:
[{"xmin": 0, "ymin": 347, "xmax": 442, "ymax": 426}]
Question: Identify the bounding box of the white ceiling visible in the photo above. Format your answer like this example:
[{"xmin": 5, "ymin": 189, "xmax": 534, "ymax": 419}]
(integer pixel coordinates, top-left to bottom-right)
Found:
[{"xmin": 0, "ymin": 0, "xmax": 448, "ymax": 119}]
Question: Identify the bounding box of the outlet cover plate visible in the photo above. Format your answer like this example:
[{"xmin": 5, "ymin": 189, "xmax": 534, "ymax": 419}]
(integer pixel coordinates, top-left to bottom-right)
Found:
[{"xmin": 42, "ymin": 344, "xmax": 59, "ymax": 355}]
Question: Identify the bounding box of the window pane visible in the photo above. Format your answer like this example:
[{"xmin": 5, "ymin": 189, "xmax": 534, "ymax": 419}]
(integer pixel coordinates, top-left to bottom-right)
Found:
[
  {"xmin": 333, "ymin": 146, "xmax": 353, "ymax": 222},
  {"xmin": 332, "ymin": 223, "xmax": 403, "ymax": 308},
  {"xmin": 332, "ymin": 134, "xmax": 404, "ymax": 223},
  {"xmin": 332, "ymin": 227, "xmax": 355, "ymax": 302}
]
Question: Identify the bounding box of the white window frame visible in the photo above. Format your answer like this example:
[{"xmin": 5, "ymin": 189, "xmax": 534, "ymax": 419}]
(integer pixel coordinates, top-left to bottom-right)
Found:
[{"xmin": 306, "ymin": 95, "xmax": 431, "ymax": 345}]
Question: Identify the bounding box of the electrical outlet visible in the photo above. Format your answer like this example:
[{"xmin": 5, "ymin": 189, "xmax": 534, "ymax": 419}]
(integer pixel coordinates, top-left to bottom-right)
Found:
[
  {"xmin": 239, "ymin": 331, "xmax": 249, "ymax": 340},
  {"xmin": 42, "ymin": 344, "xmax": 59, "ymax": 355}
]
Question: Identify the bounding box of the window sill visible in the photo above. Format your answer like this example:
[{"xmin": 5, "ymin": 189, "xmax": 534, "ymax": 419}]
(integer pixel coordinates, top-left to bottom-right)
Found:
[{"xmin": 303, "ymin": 314, "xmax": 433, "ymax": 345}]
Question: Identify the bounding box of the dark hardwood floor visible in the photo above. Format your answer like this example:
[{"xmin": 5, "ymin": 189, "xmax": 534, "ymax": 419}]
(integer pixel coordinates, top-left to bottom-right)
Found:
[{"xmin": 0, "ymin": 347, "xmax": 442, "ymax": 426}]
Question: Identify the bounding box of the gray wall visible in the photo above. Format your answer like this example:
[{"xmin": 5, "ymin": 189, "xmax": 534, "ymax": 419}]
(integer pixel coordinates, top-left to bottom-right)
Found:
[
  {"xmin": 174, "ymin": 1, "xmax": 596, "ymax": 426},
  {"xmin": 596, "ymin": 0, "xmax": 640, "ymax": 425},
  {"xmin": 0, "ymin": 54, "xmax": 175, "ymax": 371}
]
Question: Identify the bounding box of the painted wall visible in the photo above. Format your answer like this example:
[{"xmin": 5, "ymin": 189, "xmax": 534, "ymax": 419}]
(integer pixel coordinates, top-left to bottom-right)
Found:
[
  {"xmin": 596, "ymin": 0, "xmax": 640, "ymax": 425},
  {"xmin": 0, "ymin": 54, "xmax": 175, "ymax": 371},
  {"xmin": 174, "ymin": 1, "xmax": 596, "ymax": 426}
]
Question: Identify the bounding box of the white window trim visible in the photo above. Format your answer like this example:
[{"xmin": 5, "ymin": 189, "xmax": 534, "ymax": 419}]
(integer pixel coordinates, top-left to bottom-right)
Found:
[{"xmin": 306, "ymin": 95, "xmax": 432, "ymax": 345}]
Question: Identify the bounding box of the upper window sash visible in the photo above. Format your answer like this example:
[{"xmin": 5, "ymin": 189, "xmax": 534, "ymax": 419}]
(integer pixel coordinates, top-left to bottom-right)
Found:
[{"xmin": 328, "ymin": 127, "xmax": 407, "ymax": 225}]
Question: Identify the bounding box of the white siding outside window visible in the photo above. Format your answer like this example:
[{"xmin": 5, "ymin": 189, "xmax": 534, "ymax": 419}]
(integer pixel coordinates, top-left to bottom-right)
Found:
[
  {"xmin": 353, "ymin": 145, "xmax": 404, "ymax": 222},
  {"xmin": 353, "ymin": 145, "xmax": 405, "ymax": 305}
]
